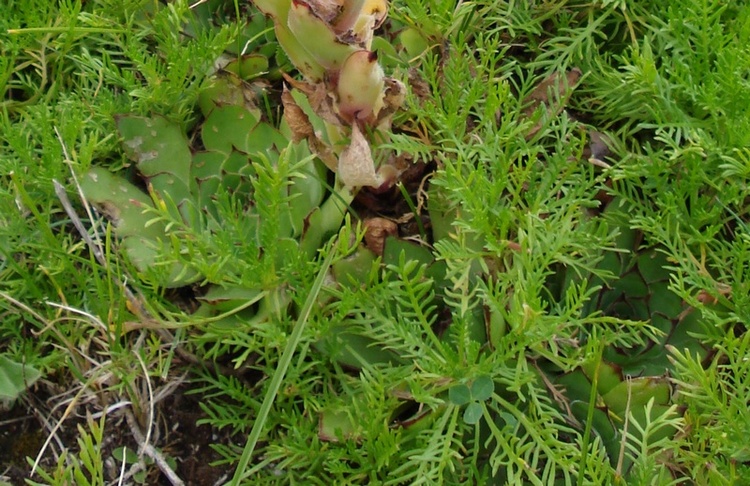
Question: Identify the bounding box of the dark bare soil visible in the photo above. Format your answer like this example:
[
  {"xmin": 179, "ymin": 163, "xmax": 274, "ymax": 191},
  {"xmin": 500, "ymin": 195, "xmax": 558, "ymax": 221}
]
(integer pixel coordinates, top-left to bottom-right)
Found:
[{"xmin": 0, "ymin": 384, "xmax": 235, "ymax": 485}]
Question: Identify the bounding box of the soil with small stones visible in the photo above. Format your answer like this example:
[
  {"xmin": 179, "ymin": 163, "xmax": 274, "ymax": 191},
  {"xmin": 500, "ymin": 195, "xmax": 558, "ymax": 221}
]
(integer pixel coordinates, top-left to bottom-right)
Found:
[{"xmin": 0, "ymin": 384, "xmax": 236, "ymax": 485}]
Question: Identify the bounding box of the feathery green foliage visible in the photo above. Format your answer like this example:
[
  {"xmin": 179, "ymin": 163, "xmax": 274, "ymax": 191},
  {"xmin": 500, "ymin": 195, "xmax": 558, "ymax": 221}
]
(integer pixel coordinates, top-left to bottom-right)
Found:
[{"xmin": 1, "ymin": 0, "xmax": 749, "ymax": 484}]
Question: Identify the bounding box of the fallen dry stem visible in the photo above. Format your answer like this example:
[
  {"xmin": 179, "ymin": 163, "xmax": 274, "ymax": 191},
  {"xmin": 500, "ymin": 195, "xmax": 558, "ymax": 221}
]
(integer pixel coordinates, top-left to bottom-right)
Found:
[{"xmin": 125, "ymin": 408, "xmax": 185, "ymax": 486}]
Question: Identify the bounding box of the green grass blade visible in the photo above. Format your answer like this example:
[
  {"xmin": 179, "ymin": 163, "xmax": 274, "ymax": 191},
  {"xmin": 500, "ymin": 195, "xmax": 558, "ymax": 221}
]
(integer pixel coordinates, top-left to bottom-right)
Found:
[{"xmin": 229, "ymin": 243, "xmax": 337, "ymax": 485}]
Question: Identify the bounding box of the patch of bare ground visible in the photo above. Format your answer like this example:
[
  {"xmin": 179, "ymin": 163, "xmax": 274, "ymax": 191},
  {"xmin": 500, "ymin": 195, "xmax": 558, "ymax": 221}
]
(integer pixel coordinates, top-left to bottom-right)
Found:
[{"xmin": 1, "ymin": 382, "xmax": 236, "ymax": 485}]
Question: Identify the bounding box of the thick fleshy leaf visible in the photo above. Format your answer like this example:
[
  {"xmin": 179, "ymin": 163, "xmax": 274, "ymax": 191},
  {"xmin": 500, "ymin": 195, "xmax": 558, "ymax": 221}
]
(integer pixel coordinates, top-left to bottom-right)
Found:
[
  {"xmin": 80, "ymin": 168, "xmax": 198, "ymax": 287},
  {"xmin": 80, "ymin": 167, "xmax": 164, "ymax": 240},
  {"xmin": 337, "ymin": 50, "xmax": 385, "ymax": 123},
  {"xmin": 116, "ymin": 115, "xmax": 196, "ymax": 225},
  {"xmin": 319, "ymin": 408, "xmax": 361, "ymax": 442},
  {"xmin": 252, "ymin": 0, "xmax": 292, "ymax": 21},
  {"xmin": 274, "ymin": 23, "xmax": 326, "ymax": 80},
  {"xmin": 222, "ymin": 54, "xmax": 269, "ymax": 80},
  {"xmin": 287, "ymin": 0, "xmax": 357, "ymax": 71},
  {"xmin": 285, "ymin": 150, "xmax": 327, "ymax": 237},
  {"xmin": 485, "ymin": 304, "xmax": 506, "ymax": 349},
  {"xmin": 0, "ymin": 355, "xmax": 41, "ymax": 401},
  {"xmin": 116, "ymin": 115, "xmax": 192, "ymax": 190},
  {"xmin": 246, "ymin": 122, "xmax": 289, "ymax": 155},
  {"xmin": 202, "ymin": 105, "xmax": 260, "ymax": 154},
  {"xmin": 331, "ymin": 246, "xmax": 378, "ymax": 285},
  {"xmin": 198, "ymin": 74, "xmax": 248, "ymax": 117},
  {"xmin": 197, "ymin": 286, "xmax": 265, "ymax": 312},
  {"xmin": 316, "ymin": 324, "xmax": 399, "ymax": 369},
  {"xmin": 398, "ymin": 28, "xmax": 430, "ymax": 59},
  {"xmin": 581, "ymin": 360, "xmax": 622, "ymax": 396}
]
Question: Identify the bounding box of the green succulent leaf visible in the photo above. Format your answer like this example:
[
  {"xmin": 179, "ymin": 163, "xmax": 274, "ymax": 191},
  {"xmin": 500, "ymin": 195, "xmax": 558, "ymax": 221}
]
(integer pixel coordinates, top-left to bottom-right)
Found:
[
  {"xmin": 247, "ymin": 122, "xmax": 289, "ymax": 155},
  {"xmin": 319, "ymin": 408, "xmax": 362, "ymax": 442},
  {"xmin": 602, "ymin": 376, "xmax": 672, "ymax": 414},
  {"xmin": 79, "ymin": 167, "xmax": 163, "ymax": 240},
  {"xmin": 116, "ymin": 115, "xmax": 192, "ymax": 190},
  {"xmin": 581, "ymin": 360, "xmax": 622, "ymax": 396},
  {"xmin": 222, "ymin": 54, "xmax": 269, "ymax": 80},
  {"xmin": 197, "ymin": 74, "xmax": 258, "ymax": 118},
  {"xmin": 383, "ymin": 237, "xmax": 433, "ymax": 268},
  {"xmin": 331, "ymin": 246, "xmax": 378, "ymax": 285},
  {"xmin": 398, "ymin": 28, "xmax": 431, "ymax": 60},
  {"xmin": 286, "ymin": 0, "xmax": 357, "ymax": 72},
  {"xmin": 197, "ymin": 286, "xmax": 265, "ymax": 312},
  {"xmin": 0, "ymin": 355, "xmax": 41, "ymax": 401},
  {"xmin": 202, "ymin": 105, "xmax": 260, "ymax": 154},
  {"xmin": 316, "ymin": 325, "xmax": 399, "ymax": 369}
]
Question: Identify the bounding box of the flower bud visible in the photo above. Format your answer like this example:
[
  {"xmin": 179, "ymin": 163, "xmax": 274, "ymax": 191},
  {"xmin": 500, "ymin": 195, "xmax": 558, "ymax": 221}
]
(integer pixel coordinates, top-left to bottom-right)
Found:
[{"xmin": 337, "ymin": 50, "xmax": 385, "ymax": 123}]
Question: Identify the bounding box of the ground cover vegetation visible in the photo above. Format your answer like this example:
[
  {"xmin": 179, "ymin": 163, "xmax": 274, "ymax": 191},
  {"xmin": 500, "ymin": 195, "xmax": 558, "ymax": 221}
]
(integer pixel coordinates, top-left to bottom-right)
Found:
[{"xmin": 1, "ymin": 0, "xmax": 749, "ymax": 484}]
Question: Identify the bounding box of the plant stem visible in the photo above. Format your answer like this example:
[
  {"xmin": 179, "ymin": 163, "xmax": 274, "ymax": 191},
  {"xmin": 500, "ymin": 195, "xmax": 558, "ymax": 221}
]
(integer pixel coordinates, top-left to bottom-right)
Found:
[
  {"xmin": 300, "ymin": 183, "xmax": 354, "ymax": 258},
  {"xmin": 577, "ymin": 337, "xmax": 603, "ymax": 486}
]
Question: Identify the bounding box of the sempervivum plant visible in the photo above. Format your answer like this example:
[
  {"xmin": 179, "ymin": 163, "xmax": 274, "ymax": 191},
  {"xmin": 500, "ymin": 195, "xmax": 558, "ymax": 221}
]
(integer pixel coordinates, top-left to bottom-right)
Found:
[
  {"xmin": 79, "ymin": 0, "xmax": 407, "ymax": 350},
  {"xmin": 545, "ymin": 198, "xmax": 713, "ymax": 480},
  {"xmin": 76, "ymin": 0, "xmax": 413, "ymax": 378},
  {"xmin": 80, "ymin": 71, "xmax": 353, "ymax": 358}
]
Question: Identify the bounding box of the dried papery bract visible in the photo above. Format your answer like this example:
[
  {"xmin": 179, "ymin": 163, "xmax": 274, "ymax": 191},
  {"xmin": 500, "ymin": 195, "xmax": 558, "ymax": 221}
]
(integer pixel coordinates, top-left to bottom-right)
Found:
[
  {"xmin": 305, "ymin": 0, "xmax": 345, "ymax": 24},
  {"xmin": 333, "ymin": 0, "xmax": 388, "ymax": 48},
  {"xmin": 281, "ymin": 86, "xmax": 315, "ymax": 143},
  {"xmin": 338, "ymin": 124, "xmax": 381, "ymax": 188}
]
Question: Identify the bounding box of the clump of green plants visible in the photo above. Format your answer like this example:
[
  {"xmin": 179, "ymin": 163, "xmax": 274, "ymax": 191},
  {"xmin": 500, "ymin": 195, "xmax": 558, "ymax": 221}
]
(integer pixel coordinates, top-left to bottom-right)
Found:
[
  {"xmin": 80, "ymin": 1, "xmax": 750, "ymax": 484},
  {"xmin": 2, "ymin": 0, "xmax": 749, "ymax": 484},
  {"xmin": 80, "ymin": 80, "xmax": 334, "ymax": 295},
  {"xmin": 77, "ymin": 0, "xmax": 410, "ymax": 365}
]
